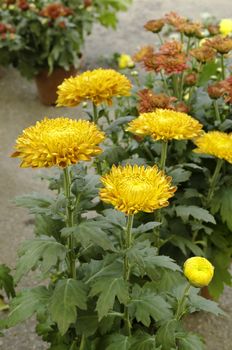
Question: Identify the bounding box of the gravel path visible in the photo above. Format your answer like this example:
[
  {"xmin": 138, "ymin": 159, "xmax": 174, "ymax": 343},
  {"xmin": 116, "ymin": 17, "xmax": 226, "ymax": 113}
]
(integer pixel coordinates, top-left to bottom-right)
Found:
[{"xmin": 1, "ymin": 1, "xmax": 232, "ymax": 349}]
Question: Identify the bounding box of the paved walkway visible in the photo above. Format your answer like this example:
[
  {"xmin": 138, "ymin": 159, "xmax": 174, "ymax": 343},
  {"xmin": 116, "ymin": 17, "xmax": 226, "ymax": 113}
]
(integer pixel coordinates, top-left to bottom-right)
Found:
[{"xmin": 0, "ymin": 1, "xmax": 231, "ymax": 349}]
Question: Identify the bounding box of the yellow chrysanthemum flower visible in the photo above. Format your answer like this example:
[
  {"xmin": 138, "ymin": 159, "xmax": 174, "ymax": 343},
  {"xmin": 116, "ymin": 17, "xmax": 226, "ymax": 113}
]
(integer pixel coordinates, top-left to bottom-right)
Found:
[
  {"xmin": 219, "ymin": 18, "xmax": 232, "ymax": 36},
  {"xmin": 99, "ymin": 164, "xmax": 176, "ymax": 215},
  {"xmin": 127, "ymin": 109, "xmax": 203, "ymax": 141},
  {"xmin": 193, "ymin": 131, "xmax": 232, "ymax": 164},
  {"xmin": 56, "ymin": 68, "xmax": 132, "ymax": 107},
  {"xmin": 118, "ymin": 54, "xmax": 135, "ymax": 69},
  {"xmin": 184, "ymin": 257, "xmax": 214, "ymax": 287},
  {"xmin": 11, "ymin": 117, "xmax": 105, "ymax": 168}
]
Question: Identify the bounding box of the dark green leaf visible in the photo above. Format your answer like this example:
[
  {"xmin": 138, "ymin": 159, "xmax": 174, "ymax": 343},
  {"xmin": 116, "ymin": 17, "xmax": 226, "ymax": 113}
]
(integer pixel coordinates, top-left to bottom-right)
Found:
[
  {"xmin": 129, "ymin": 285, "xmax": 172, "ymax": 326},
  {"xmin": 0, "ymin": 264, "xmax": 15, "ymax": 298},
  {"xmin": 189, "ymin": 293, "xmax": 224, "ymax": 316},
  {"xmin": 175, "ymin": 206, "xmax": 216, "ymax": 224},
  {"xmin": 49, "ymin": 279, "xmax": 87, "ymax": 335},
  {"xmin": 15, "ymin": 237, "xmax": 67, "ymax": 282},
  {"xmin": 90, "ymin": 277, "xmax": 129, "ymax": 320},
  {"xmin": 177, "ymin": 333, "xmax": 205, "ymax": 350},
  {"xmin": 156, "ymin": 319, "xmax": 179, "ymax": 350}
]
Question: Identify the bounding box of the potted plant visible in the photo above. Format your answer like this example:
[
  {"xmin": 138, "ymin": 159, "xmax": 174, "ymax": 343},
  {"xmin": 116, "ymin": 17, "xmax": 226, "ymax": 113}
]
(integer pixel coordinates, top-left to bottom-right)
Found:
[{"xmin": 0, "ymin": 0, "xmax": 133, "ymax": 104}]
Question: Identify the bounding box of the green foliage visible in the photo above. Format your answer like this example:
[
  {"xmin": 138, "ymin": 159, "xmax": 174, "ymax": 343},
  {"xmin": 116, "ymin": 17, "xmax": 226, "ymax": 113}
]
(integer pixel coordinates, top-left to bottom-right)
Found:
[
  {"xmin": 15, "ymin": 237, "xmax": 67, "ymax": 282},
  {"xmin": 0, "ymin": 264, "xmax": 15, "ymax": 298},
  {"xmin": 175, "ymin": 205, "xmax": 216, "ymax": 224},
  {"xmin": 90, "ymin": 277, "xmax": 129, "ymax": 320},
  {"xmin": 49, "ymin": 279, "xmax": 87, "ymax": 335},
  {"xmin": 211, "ymin": 187, "xmax": 232, "ymax": 230},
  {"xmin": 4, "ymin": 286, "xmax": 50, "ymax": 328}
]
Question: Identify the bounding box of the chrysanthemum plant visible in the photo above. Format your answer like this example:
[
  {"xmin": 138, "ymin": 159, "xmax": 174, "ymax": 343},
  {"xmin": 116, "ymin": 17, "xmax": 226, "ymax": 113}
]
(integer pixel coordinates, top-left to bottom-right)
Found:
[
  {"xmin": 72, "ymin": 12, "xmax": 232, "ymax": 299},
  {"xmin": 0, "ymin": 113, "xmax": 223, "ymax": 349}
]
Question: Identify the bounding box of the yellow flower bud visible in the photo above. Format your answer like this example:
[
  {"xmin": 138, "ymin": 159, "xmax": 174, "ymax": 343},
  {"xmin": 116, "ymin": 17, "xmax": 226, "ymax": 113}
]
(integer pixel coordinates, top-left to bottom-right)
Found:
[
  {"xmin": 183, "ymin": 257, "xmax": 214, "ymax": 288},
  {"xmin": 219, "ymin": 19, "xmax": 232, "ymax": 36},
  {"xmin": 118, "ymin": 54, "xmax": 135, "ymax": 69}
]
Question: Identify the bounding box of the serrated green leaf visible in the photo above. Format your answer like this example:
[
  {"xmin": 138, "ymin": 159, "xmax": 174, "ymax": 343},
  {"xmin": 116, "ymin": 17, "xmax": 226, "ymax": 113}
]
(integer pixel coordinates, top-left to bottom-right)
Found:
[
  {"xmin": 132, "ymin": 332, "xmax": 161, "ymax": 350},
  {"xmin": 61, "ymin": 220, "xmax": 115, "ymax": 251},
  {"xmin": 177, "ymin": 333, "xmax": 205, "ymax": 350},
  {"xmin": 14, "ymin": 193, "xmax": 53, "ymax": 214},
  {"xmin": 102, "ymin": 334, "xmax": 131, "ymax": 350},
  {"xmin": 168, "ymin": 168, "xmax": 191, "ymax": 184},
  {"xmin": 175, "ymin": 205, "xmax": 216, "ymax": 224},
  {"xmin": 133, "ymin": 222, "xmax": 160, "ymax": 234},
  {"xmin": 4, "ymin": 286, "xmax": 50, "ymax": 328},
  {"xmin": 49, "ymin": 279, "xmax": 87, "ymax": 335},
  {"xmin": 15, "ymin": 237, "xmax": 67, "ymax": 282},
  {"xmin": 0, "ymin": 264, "xmax": 15, "ymax": 298},
  {"xmin": 76, "ymin": 312, "xmax": 98, "ymax": 337},
  {"xmin": 156, "ymin": 319, "xmax": 178, "ymax": 350},
  {"xmin": 211, "ymin": 187, "xmax": 232, "ymax": 230},
  {"xmin": 102, "ymin": 209, "xmax": 126, "ymax": 228},
  {"xmin": 84, "ymin": 256, "xmax": 123, "ymax": 284},
  {"xmin": 90, "ymin": 277, "xmax": 129, "ymax": 320},
  {"xmin": 127, "ymin": 241, "xmax": 180, "ymax": 279},
  {"xmin": 189, "ymin": 293, "xmax": 224, "ymax": 316},
  {"xmin": 129, "ymin": 285, "xmax": 172, "ymax": 326},
  {"xmin": 198, "ymin": 60, "xmax": 219, "ymax": 86}
]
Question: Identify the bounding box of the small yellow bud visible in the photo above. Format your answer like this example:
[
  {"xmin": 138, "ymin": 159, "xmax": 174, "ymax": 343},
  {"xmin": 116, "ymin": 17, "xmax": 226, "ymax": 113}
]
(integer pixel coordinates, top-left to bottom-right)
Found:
[
  {"xmin": 183, "ymin": 257, "xmax": 214, "ymax": 288},
  {"xmin": 219, "ymin": 19, "xmax": 232, "ymax": 36},
  {"xmin": 118, "ymin": 54, "xmax": 135, "ymax": 69}
]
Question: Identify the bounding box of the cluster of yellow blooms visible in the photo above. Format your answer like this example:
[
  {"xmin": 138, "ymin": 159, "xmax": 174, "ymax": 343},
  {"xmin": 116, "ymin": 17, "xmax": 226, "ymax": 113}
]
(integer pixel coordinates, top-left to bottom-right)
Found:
[{"xmin": 11, "ymin": 67, "xmax": 219, "ymax": 288}]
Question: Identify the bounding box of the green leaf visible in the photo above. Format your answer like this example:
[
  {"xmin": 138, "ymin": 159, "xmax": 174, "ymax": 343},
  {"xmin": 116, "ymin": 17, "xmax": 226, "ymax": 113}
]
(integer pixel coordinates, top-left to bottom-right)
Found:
[
  {"xmin": 76, "ymin": 312, "xmax": 98, "ymax": 337},
  {"xmin": 102, "ymin": 334, "xmax": 131, "ymax": 350},
  {"xmin": 168, "ymin": 168, "xmax": 191, "ymax": 184},
  {"xmin": 132, "ymin": 332, "xmax": 161, "ymax": 350},
  {"xmin": 14, "ymin": 193, "xmax": 53, "ymax": 214},
  {"xmin": 129, "ymin": 285, "xmax": 172, "ymax": 326},
  {"xmin": 128, "ymin": 241, "xmax": 180, "ymax": 279},
  {"xmin": 156, "ymin": 319, "xmax": 179, "ymax": 350},
  {"xmin": 105, "ymin": 116, "xmax": 134, "ymax": 134},
  {"xmin": 90, "ymin": 277, "xmax": 129, "ymax": 320},
  {"xmin": 49, "ymin": 279, "xmax": 87, "ymax": 335},
  {"xmin": 102, "ymin": 209, "xmax": 126, "ymax": 228},
  {"xmin": 189, "ymin": 293, "xmax": 224, "ymax": 316},
  {"xmin": 177, "ymin": 333, "xmax": 205, "ymax": 350},
  {"xmin": 15, "ymin": 237, "xmax": 67, "ymax": 282},
  {"xmin": 84, "ymin": 256, "xmax": 123, "ymax": 284},
  {"xmin": 175, "ymin": 205, "xmax": 216, "ymax": 224},
  {"xmin": 133, "ymin": 222, "xmax": 160, "ymax": 234},
  {"xmin": 211, "ymin": 187, "xmax": 232, "ymax": 230},
  {"xmin": 61, "ymin": 220, "xmax": 115, "ymax": 251},
  {"xmin": 198, "ymin": 60, "xmax": 219, "ymax": 86},
  {"xmin": 4, "ymin": 287, "xmax": 50, "ymax": 328},
  {"xmin": 0, "ymin": 264, "xmax": 15, "ymax": 298}
]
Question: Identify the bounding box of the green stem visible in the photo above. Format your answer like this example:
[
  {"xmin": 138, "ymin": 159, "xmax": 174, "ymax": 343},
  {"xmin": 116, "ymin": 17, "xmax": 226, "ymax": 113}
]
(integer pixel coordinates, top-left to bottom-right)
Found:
[
  {"xmin": 175, "ymin": 283, "xmax": 191, "ymax": 320},
  {"xmin": 186, "ymin": 37, "xmax": 191, "ymax": 55},
  {"xmin": 157, "ymin": 32, "xmax": 163, "ymax": 44},
  {"xmin": 172, "ymin": 75, "xmax": 179, "ymax": 98},
  {"xmin": 206, "ymin": 158, "xmax": 223, "ymax": 205},
  {"xmin": 79, "ymin": 335, "xmax": 85, "ymax": 350},
  {"xmin": 143, "ymin": 143, "xmax": 155, "ymax": 162},
  {"xmin": 160, "ymin": 71, "xmax": 170, "ymax": 96},
  {"xmin": 63, "ymin": 167, "xmax": 76, "ymax": 279},
  {"xmin": 160, "ymin": 140, "xmax": 168, "ymax": 170},
  {"xmin": 92, "ymin": 102, "xmax": 98, "ymax": 124},
  {"xmin": 213, "ymin": 100, "xmax": 221, "ymax": 122},
  {"xmin": 123, "ymin": 214, "xmax": 134, "ymax": 336},
  {"xmin": 187, "ymin": 86, "xmax": 195, "ymax": 106},
  {"xmin": 220, "ymin": 54, "xmax": 225, "ymax": 80}
]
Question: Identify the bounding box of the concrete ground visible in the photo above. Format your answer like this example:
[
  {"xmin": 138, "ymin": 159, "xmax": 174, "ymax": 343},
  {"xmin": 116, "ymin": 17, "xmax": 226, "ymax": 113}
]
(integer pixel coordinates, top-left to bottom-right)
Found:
[{"xmin": 0, "ymin": 0, "xmax": 232, "ymax": 349}]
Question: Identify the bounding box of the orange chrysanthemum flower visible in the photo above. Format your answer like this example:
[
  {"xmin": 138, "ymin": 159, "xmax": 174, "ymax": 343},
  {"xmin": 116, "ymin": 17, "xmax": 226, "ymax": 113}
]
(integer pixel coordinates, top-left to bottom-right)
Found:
[
  {"xmin": 56, "ymin": 68, "xmax": 132, "ymax": 107},
  {"xmin": 11, "ymin": 117, "xmax": 105, "ymax": 168}
]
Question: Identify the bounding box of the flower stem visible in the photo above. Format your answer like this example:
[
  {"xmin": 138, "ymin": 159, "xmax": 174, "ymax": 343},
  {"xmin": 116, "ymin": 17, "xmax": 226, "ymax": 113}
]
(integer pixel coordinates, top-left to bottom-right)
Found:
[
  {"xmin": 63, "ymin": 167, "xmax": 76, "ymax": 279},
  {"xmin": 172, "ymin": 75, "xmax": 179, "ymax": 98},
  {"xmin": 79, "ymin": 335, "xmax": 85, "ymax": 350},
  {"xmin": 220, "ymin": 54, "xmax": 225, "ymax": 80},
  {"xmin": 92, "ymin": 102, "xmax": 98, "ymax": 124},
  {"xmin": 157, "ymin": 32, "xmax": 163, "ymax": 44},
  {"xmin": 160, "ymin": 71, "xmax": 170, "ymax": 96},
  {"xmin": 160, "ymin": 140, "xmax": 168, "ymax": 170},
  {"xmin": 123, "ymin": 214, "xmax": 134, "ymax": 336},
  {"xmin": 175, "ymin": 283, "xmax": 191, "ymax": 320},
  {"xmin": 213, "ymin": 100, "xmax": 221, "ymax": 122},
  {"xmin": 206, "ymin": 158, "xmax": 223, "ymax": 205}
]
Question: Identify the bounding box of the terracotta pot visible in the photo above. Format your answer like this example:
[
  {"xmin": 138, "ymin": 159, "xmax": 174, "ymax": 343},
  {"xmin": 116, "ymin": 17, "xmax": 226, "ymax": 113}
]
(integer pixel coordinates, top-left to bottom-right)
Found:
[
  {"xmin": 35, "ymin": 66, "xmax": 77, "ymax": 105},
  {"xmin": 200, "ymin": 286, "xmax": 214, "ymax": 300}
]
